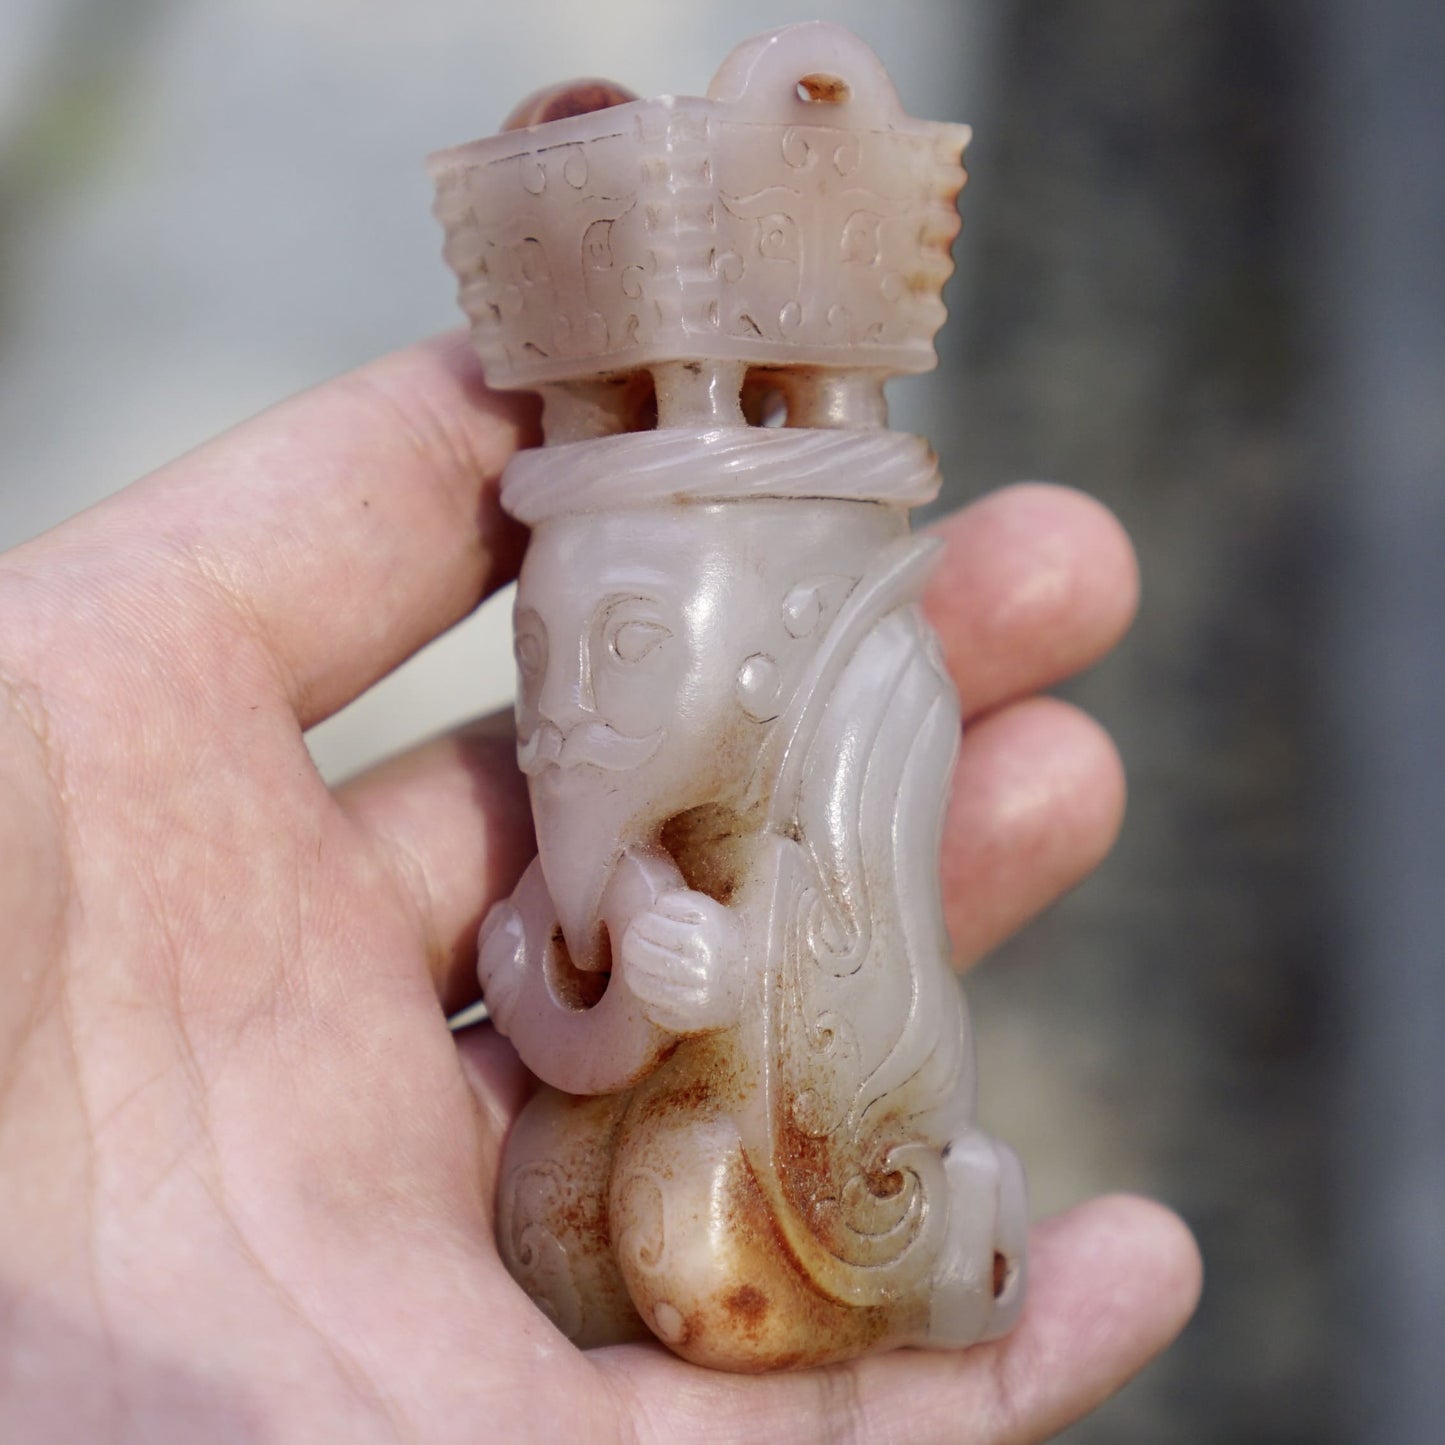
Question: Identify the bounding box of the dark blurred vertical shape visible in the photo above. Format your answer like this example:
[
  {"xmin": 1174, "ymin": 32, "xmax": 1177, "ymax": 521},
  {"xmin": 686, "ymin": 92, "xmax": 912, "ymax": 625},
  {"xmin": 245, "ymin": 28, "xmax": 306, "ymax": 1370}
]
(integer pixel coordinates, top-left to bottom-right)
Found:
[
  {"xmin": 951, "ymin": 3, "xmax": 1330, "ymax": 1440},
  {"xmin": 1317, "ymin": 6, "xmax": 1445, "ymax": 1443}
]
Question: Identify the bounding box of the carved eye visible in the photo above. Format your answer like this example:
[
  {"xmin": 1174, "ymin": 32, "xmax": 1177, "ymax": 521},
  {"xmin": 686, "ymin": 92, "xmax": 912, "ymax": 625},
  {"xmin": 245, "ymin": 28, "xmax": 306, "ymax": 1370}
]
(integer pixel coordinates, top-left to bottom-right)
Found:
[{"xmin": 610, "ymin": 618, "xmax": 671, "ymax": 664}]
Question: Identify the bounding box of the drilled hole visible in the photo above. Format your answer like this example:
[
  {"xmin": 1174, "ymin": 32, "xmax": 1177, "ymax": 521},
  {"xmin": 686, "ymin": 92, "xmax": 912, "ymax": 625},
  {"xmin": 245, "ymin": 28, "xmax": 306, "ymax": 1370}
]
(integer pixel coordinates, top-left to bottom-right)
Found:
[
  {"xmin": 626, "ymin": 369, "xmax": 658, "ymax": 433},
  {"xmin": 544, "ymin": 923, "xmax": 611, "ymax": 1011},
  {"xmin": 741, "ymin": 369, "xmax": 788, "ymax": 428},
  {"xmin": 759, "ymin": 390, "xmax": 787, "ymax": 428},
  {"xmin": 992, "ymin": 1251, "xmax": 1010, "ymax": 1298},
  {"xmin": 796, "ymin": 73, "xmax": 850, "ymax": 104}
]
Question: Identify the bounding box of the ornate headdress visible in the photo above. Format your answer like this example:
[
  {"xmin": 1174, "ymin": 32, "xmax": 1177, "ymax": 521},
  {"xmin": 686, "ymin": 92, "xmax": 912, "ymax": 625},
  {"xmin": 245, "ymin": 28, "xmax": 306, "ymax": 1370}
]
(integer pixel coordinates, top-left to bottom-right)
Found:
[{"xmin": 430, "ymin": 22, "xmax": 968, "ymax": 512}]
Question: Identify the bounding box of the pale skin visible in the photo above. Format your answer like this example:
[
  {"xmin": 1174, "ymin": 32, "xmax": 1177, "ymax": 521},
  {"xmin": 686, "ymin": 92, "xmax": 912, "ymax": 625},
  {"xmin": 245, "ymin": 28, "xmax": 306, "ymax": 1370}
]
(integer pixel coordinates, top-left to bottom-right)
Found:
[{"xmin": 0, "ymin": 333, "xmax": 1201, "ymax": 1443}]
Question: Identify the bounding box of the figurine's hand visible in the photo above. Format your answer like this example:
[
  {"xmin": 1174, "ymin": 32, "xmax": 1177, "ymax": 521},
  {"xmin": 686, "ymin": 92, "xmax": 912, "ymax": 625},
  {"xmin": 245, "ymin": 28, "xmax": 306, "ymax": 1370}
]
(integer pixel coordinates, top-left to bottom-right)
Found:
[
  {"xmin": 619, "ymin": 888, "xmax": 744, "ymax": 1034},
  {"xmin": 0, "ymin": 335, "xmax": 1197, "ymax": 1444}
]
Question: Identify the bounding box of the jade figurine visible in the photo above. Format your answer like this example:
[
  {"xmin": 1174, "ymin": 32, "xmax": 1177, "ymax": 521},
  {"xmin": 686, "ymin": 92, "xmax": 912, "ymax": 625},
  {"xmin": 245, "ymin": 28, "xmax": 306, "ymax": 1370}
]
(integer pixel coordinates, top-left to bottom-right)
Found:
[{"xmin": 429, "ymin": 21, "xmax": 1026, "ymax": 1372}]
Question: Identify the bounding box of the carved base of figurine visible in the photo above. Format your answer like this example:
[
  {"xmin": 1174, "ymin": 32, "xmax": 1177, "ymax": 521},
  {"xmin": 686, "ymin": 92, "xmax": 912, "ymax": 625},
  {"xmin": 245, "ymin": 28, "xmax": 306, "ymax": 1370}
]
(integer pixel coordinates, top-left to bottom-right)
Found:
[{"xmin": 497, "ymin": 1058, "xmax": 1026, "ymax": 1371}]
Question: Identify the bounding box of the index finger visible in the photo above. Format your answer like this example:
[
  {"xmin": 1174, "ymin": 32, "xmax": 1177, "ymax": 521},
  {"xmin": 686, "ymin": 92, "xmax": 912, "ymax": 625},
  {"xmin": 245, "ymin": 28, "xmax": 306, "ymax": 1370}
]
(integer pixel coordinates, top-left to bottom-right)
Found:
[{"xmin": 11, "ymin": 333, "xmax": 538, "ymax": 728}]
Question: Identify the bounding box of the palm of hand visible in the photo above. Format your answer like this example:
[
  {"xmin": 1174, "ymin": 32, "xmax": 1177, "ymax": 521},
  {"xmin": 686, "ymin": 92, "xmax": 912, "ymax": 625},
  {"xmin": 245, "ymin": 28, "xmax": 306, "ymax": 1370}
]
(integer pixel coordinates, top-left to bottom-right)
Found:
[{"xmin": 0, "ymin": 337, "xmax": 1198, "ymax": 1444}]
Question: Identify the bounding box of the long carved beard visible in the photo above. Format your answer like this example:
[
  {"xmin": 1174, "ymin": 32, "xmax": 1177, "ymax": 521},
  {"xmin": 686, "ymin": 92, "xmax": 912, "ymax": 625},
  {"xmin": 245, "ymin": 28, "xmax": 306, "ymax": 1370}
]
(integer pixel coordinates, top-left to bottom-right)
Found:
[{"xmin": 528, "ymin": 773, "xmax": 643, "ymax": 973}]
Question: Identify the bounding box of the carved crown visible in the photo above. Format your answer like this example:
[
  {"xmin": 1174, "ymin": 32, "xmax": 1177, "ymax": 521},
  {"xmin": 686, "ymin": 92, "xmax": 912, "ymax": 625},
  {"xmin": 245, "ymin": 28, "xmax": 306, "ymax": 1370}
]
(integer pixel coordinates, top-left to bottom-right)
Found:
[{"xmin": 429, "ymin": 24, "xmax": 970, "ymax": 397}]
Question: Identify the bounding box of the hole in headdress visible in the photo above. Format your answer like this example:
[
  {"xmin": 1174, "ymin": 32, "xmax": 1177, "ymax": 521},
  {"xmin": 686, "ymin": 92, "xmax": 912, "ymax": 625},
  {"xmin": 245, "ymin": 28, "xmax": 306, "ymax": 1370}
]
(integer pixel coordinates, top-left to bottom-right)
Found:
[
  {"xmin": 741, "ymin": 369, "xmax": 788, "ymax": 429},
  {"xmin": 626, "ymin": 369, "xmax": 658, "ymax": 432},
  {"xmin": 796, "ymin": 73, "xmax": 850, "ymax": 104},
  {"xmin": 757, "ymin": 390, "xmax": 787, "ymax": 428}
]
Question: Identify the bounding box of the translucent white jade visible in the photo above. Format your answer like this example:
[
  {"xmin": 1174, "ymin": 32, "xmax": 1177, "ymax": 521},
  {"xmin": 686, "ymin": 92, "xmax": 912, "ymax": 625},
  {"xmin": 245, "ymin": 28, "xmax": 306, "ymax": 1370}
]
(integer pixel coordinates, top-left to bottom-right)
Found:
[{"xmin": 431, "ymin": 21, "xmax": 1026, "ymax": 1372}]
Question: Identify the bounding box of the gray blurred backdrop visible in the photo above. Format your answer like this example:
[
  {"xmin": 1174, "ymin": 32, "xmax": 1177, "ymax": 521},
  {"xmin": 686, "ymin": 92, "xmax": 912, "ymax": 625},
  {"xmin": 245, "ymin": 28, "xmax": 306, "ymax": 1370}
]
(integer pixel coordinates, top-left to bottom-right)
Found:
[{"xmin": 1, "ymin": 3, "xmax": 1442, "ymax": 1441}]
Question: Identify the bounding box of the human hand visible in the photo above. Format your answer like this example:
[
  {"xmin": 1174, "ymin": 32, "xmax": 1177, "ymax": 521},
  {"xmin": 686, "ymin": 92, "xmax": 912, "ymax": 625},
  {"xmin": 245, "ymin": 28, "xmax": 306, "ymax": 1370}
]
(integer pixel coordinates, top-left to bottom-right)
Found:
[{"xmin": 0, "ymin": 334, "xmax": 1199, "ymax": 1442}]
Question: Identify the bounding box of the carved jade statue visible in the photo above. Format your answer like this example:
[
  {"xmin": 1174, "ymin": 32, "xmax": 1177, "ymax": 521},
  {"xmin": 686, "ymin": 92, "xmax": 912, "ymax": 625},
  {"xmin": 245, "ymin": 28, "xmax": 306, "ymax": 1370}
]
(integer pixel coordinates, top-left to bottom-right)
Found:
[{"xmin": 430, "ymin": 22, "xmax": 1026, "ymax": 1372}]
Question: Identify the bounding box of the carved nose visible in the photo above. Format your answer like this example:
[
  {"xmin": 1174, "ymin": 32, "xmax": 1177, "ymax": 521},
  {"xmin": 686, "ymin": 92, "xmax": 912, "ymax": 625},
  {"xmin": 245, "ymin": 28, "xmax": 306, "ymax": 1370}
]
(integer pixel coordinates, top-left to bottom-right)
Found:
[
  {"xmin": 537, "ymin": 690, "xmax": 590, "ymax": 733},
  {"xmin": 536, "ymin": 649, "xmax": 593, "ymax": 731}
]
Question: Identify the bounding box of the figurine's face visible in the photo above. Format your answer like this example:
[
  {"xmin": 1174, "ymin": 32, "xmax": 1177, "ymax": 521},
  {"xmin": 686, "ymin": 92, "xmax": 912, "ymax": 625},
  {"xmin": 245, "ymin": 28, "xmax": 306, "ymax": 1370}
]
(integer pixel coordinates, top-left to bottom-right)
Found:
[
  {"xmin": 513, "ymin": 507, "xmax": 756, "ymax": 965},
  {"xmin": 514, "ymin": 509, "xmax": 745, "ymax": 796}
]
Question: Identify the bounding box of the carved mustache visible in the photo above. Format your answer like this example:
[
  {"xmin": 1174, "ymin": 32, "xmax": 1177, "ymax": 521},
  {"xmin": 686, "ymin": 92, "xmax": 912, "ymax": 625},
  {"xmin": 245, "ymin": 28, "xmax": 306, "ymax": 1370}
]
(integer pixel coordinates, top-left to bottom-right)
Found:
[{"xmin": 517, "ymin": 718, "xmax": 663, "ymax": 775}]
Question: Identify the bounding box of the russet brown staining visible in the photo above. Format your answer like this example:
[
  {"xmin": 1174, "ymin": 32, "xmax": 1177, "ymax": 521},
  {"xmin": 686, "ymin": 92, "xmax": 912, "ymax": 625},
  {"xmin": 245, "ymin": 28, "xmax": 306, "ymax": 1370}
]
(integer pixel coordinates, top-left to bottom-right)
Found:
[
  {"xmin": 774, "ymin": 1096, "xmax": 836, "ymax": 1241},
  {"xmin": 659, "ymin": 803, "xmax": 754, "ymax": 906},
  {"xmin": 623, "ymin": 1116, "xmax": 906, "ymax": 1370},
  {"xmin": 724, "ymin": 1282, "xmax": 770, "ymax": 1325},
  {"xmin": 796, "ymin": 72, "xmax": 851, "ymax": 105},
  {"xmin": 634, "ymin": 1070, "xmax": 714, "ymax": 1122},
  {"xmin": 501, "ymin": 1088, "xmax": 654, "ymax": 1348},
  {"xmin": 549, "ymin": 1099, "xmax": 616, "ymax": 1257},
  {"xmin": 694, "ymin": 1149, "xmax": 917, "ymax": 1372},
  {"xmin": 604, "ymin": 1036, "xmax": 929, "ymax": 1372},
  {"xmin": 500, "ymin": 79, "xmax": 640, "ymax": 133},
  {"xmin": 509, "ymin": 902, "xmax": 908, "ymax": 1370}
]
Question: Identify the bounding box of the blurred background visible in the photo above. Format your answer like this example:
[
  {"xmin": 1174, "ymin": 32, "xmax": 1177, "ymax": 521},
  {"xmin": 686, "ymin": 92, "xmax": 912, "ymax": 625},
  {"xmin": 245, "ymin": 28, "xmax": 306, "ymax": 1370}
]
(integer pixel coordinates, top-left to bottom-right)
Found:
[{"xmin": 1, "ymin": 2, "xmax": 1441, "ymax": 1439}]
